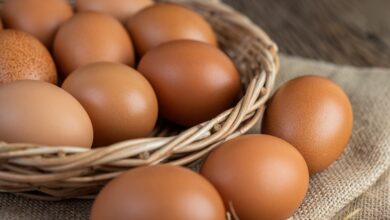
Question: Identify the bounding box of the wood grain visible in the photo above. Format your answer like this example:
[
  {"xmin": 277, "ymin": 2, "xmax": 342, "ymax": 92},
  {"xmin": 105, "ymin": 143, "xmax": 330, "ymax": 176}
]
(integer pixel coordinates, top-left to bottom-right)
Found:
[{"xmin": 223, "ymin": 0, "xmax": 390, "ymax": 67}]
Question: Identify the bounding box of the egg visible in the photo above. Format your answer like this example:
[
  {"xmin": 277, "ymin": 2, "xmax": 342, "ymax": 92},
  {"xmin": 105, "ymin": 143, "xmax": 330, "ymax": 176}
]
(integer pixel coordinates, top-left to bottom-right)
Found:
[
  {"xmin": 62, "ymin": 62, "xmax": 158, "ymax": 146},
  {"xmin": 1, "ymin": 0, "xmax": 73, "ymax": 48},
  {"xmin": 138, "ymin": 40, "xmax": 240, "ymax": 127},
  {"xmin": 53, "ymin": 12, "xmax": 134, "ymax": 77},
  {"xmin": 75, "ymin": 0, "xmax": 154, "ymax": 23},
  {"xmin": 126, "ymin": 3, "xmax": 217, "ymax": 56},
  {"xmin": 262, "ymin": 75, "xmax": 353, "ymax": 173},
  {"xmin": 0, "ymin": 30, "xmax": 57, "ymax": 84},
  {"xmin": 0, "ymin": 80, "xmax": 93, "ymax": 148},
  {"xmin": 90, "ymin": 165, "xmax": 226, "ymax": 220},
  {"xmin": 201, "ymin": 134, "xmax": 309, "ymax": 220}
]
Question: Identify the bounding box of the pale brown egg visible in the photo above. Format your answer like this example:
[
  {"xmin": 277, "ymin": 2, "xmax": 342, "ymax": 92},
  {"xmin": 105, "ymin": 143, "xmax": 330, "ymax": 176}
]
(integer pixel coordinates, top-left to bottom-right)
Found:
[
  {"xmin": 0, "ymin": 30, "xmax": 57, "ymax": 84},
  {"xmin": 53, "ymin": 12, "xmax": 134, "ymax": 78},
  {"xmin": 0, "ymin": 80, "xmax": 93, "ymax": 148},
  {"xmin": 138, "ymin": 40, "xmax": 240, "ymax": 127},
  {"xmin": 201, "ymin": 134, "xmax": 309, "ymax": 220},
  {"xmin": 75, "ymin": 0, "xmax": 154, "ymax": 23},
  {"xmin": 2, "ymin": 0, "xmax": 73, "ymax": 48},
  {"xmin": 262, "ymin": 75, "xmax": 353, "ymax": 173},
  {"xmin": 62, "ymin": 62, "xmax": 158, "ymax": 147},
  {"xmin": 126, "ymin": 3, "xmax": 217, "ymax": 56},
  {"xmin": 91, "ymin": 165, "xmax": 226, "ymax": 220}
]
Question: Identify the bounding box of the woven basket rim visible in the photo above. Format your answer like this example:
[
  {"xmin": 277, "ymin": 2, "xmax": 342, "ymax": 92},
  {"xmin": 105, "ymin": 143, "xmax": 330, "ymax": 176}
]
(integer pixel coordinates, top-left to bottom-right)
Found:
[{"xmin": 0, "ymin": 0, "xmax": 279, "ymax": 200}]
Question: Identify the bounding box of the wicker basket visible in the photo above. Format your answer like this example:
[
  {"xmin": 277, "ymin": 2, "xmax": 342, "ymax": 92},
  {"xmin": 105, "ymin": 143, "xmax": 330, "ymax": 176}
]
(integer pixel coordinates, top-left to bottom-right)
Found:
[{"xmin": 0, "ymin": 0, "xmax": 279, "ymax": 200}]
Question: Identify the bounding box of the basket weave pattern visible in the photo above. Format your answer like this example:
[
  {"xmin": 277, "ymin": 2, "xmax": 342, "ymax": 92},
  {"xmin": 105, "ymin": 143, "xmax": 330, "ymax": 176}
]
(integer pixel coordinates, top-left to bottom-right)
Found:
[{"xmin": 0, "ymin": 0, "xmax": 278, "ymax": 200}]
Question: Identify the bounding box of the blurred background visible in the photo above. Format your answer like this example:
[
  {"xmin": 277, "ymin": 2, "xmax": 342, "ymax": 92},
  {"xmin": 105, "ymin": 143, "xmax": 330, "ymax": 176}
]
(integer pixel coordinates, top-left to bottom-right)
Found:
[{"xmin": 223, "ymin": 0, "xmax": 390, "ymax": 68}]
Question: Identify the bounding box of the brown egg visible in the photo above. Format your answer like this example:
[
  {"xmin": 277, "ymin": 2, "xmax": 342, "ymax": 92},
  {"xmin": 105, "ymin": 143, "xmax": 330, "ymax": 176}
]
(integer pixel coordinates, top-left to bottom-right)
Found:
[
  {"xmin": 126, "ymin": 3, "xmax": 217, "ymax": 56},
  {"xmin": 201, "ymin": 134, "xmax": 309, "ymax": 220},
  {"xmin": 138, "ymin": 40, "xmax": 240, "ymax": 127},
  {"xmin": 0, "ymin": 80, "xmax": 93, "ymax": 147},
  {"xmin": 75, "ymin": 0, "xmax": 154, "ymax": 23},
  {"xmin": 53, "ymin": 12, "xmax": 134, "ymax": 78},
  {"xmin": 0, "ymin": 30, "xmax": 57, "ymax": 84},
  {"xmin": 91, "ymin": 165, "xmax": 226, "ymax": 220},
  {"xmin": 62, "ymin": 62, "xmax": 158, "ymax": 146},
  {"xmin": 262, "ymin": 75, "xmax": 353, "ymax": 173},
  {"xmin": 1, "ymin": 0, "xmax": 73, "ymax": 48}
]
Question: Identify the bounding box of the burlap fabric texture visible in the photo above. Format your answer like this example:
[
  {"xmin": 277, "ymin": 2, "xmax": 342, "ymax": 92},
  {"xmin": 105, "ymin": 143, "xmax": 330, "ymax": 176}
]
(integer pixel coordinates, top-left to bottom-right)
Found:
[{"xmin": 0, "ymin": 55, "xmax": 389, "ymax": 220}]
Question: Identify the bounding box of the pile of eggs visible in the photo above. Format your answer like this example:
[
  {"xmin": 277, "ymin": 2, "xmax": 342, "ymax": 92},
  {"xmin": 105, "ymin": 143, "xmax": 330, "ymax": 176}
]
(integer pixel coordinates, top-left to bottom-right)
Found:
[{"xmin": 0, "ymin": 0, "xmax": 353, "ymax": 219}]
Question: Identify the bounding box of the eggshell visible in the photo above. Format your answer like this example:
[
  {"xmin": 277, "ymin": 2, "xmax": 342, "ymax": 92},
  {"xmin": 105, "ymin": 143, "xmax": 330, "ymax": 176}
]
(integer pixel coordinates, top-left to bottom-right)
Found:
[
  {"xmin": 138, "ymin": 40, "xmax": 240, "ymax": 127},
  {"xmin": 0, "ymin": 80, "xmax": 93, "ymax": 148},
  {"xmin": 75, "ymin": 0, "xmax": 154, "ymax": 23},
  {"xmin": 53, "ymin": 12, "xmax": 134, "ymax": 77},
  {"xmin": 91, "ymin": 165, "xmax": 226, "ymax": 220},
  {"xmin": 126, "ymin": 3, "xmax": 217, "ymax": 56},
  {"xmin": 201, "ymin": 134, "xmax": 309, "ymax": 220},
  {"xmin": 0, "ymin": 30, "xmax": 57, "ymax": 84},
  {"xmin": 2, "ymin": 0, "xmax": 73, "ymax": 48},
  {"xmin": 62, "ymin": 62, "xmax": 158, "ymax": 146},
  {"xmin": 262, "ymin": 75, "xmax": 353, "ymax": 173}
]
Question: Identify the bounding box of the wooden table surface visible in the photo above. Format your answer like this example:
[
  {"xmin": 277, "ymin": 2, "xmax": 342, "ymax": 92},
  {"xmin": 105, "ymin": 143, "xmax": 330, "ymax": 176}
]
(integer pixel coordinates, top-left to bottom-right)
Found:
[{"xmin": 223, "ymin": 0, "xmax": 390, "ymax": 68}]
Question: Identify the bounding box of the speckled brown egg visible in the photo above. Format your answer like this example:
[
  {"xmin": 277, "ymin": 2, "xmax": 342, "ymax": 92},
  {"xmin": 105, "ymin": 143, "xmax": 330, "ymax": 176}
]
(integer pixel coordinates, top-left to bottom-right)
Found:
[
  {"xmin": 0, "ymin": 30, "xmax": 57, "ymax": 84},
  {"xmin": 75, "ymin": 0, "xmax": 154, "ymax": 23},
  {"xmin": 62, "ymin": 62, "xmax": 158, "ymax": 147},
  {"xmin": 2, "ymin": 0, "xmax": 73, "ymax": 48},
  {"xmin": 201, "ymin": 134, "xmax": 309, "ymax": 220},
  {"xmin": 262, "ymin": 75, "xmax": 353, "ymax": 173},
  {"xmin": 0, "ymin": 80, "xmax": 93, "ymax": 148},
  {"xmin": 53, "ymin": 12, "xmax": 134, "ymax": 78},
  {"xmin": 126, "ymin": 3, "xmax": 217, "ymax": 56},
  {"xmin": 91, "ymin": 165, "xmax": 226, "ymax": 220},
  {"xmin": 138, "ymin": 40, "xmax": 240, "ymax": 127}
]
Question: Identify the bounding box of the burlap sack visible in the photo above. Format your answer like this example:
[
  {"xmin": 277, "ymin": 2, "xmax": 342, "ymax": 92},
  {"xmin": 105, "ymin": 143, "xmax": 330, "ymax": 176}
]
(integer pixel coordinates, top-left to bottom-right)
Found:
[
  {"xmin": 0, "ymin": 55, "xmax": 389, "ymax": 220},
  {"xmin": 334, "ymin": 169, "xmax": 390, "ymax": 220}
]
